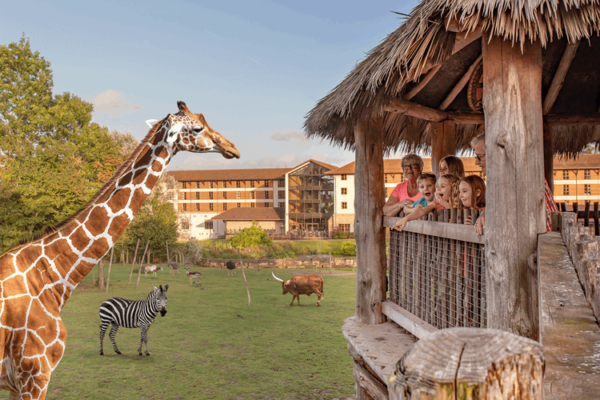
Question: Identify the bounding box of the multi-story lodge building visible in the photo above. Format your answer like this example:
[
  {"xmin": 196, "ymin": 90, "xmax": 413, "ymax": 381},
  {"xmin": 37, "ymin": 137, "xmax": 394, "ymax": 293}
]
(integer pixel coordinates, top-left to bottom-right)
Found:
[{"xmin": 167, "ymin": 154, "xmax": 600, "ymax": 239}]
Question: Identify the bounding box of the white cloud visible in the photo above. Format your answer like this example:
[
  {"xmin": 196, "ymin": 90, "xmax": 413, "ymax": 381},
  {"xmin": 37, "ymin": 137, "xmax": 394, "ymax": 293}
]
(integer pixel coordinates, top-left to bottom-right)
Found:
[
  {"xmin": 91, "ymin": 90, "xmax": 142, "ymax": 118},
  {"xmin": 270, "ymin": 131, "xmax": 310, "ymax": 142},
  {"xmin": 169, "ymin": 152, "xmax": 346, "ymax": 171}
]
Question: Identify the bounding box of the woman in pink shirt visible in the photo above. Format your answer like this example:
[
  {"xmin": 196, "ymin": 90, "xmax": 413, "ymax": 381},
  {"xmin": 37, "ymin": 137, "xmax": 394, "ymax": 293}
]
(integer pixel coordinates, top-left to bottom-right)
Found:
[{"xmin": 383, "ymin": 154, "xmax": 423, "ymax": 217}]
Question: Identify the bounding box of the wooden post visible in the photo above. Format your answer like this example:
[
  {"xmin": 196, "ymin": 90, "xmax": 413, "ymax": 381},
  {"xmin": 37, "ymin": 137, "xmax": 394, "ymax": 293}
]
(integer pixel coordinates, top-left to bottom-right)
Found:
[
  {"xmin": 128, "ymin": 238, "xmax": 140, "ymax": 285},
  {"xmin": 584, "ymin": 201, "xmax": 591, "ymax": 227},
  {"xmin": 166, "ymin": 241, "xmax": 171, "ymax": 275},
  {"xmin": 483, "ymin": 33, "xmax": 545, "ymax": 339},
  {"xmin": 237, "ymin": 249, "xmax": 251, "ymax": 306},
  {"xmin": 354, "ymin": 116, "xmax": 387, "ymax": 324},
  {"xmin": 430, "ymin": 121, "xmax": 456, "ymax": 176},
  {"xmin": 594, "ymin": 202, "xmax": 599, "ymax": 236},
  {"xmin": 388, "ymin": 328, "xmax": 544, "ymax": 400},
  {"xmin": 543, "ymin": 125, "xmax": 554, "ymax": 193},
  {"xmin": 98, "ymin": 259, "xmax": 105, "ymax": 290},
  {"xmin": 105, "ymin": 247, "xmax": 114, "ymax": 294},
  {"xmin": 136, "ymin": 240, "xmax": 150, "ymax": 289}
]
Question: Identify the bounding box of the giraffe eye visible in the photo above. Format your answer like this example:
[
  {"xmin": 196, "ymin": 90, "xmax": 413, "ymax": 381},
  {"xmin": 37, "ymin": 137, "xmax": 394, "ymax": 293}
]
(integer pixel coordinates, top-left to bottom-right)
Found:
[{"xmin": 193, "ymin": 127, "xmax": 204, "ymax": 133}]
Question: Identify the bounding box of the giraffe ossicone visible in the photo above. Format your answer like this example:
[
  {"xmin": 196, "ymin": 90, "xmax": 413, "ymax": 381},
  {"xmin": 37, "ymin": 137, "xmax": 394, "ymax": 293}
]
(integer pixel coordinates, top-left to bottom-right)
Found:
[{"xmin": 0, "ymin": 102, "xmax": 240, "ymax": 400}]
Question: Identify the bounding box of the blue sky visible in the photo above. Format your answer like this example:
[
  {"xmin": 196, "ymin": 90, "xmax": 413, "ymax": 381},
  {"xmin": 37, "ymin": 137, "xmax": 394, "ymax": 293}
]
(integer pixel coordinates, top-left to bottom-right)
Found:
[{"xmin": 1, "ymin": 0, "xmax": 420, "ymax": 170}]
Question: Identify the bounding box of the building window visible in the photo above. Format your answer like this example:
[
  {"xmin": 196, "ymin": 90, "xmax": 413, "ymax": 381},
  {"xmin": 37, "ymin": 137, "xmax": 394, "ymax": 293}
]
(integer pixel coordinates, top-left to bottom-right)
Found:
[
  {"xmin": 563, "ymin": 170, "xmax": 569, "ymax": 180},
  {"xmin": 341, "ymin": 188, "xmax": 347, "ymax": 195},
  {"xmin": 182, "ymin": 182, "xmax": 188, "ymax": 189},
  {"xmin": 585, "ymin": 170, "xmax": 591, "ymax": 179},
  {"xmin": 339, "ymin": 224, "xmax": 350, "ymax": 232},
  {"xmin": 182, "ymin": 204, "xmax": 187, "ymax": 211},
  {"xmin": 265, "ymin": 202, "xmax": 270, "ymax": 207},
  {"xmin": 251, "ymin": 203, "xmax": 255, "ymax": 208},
  {"xmin": 384, "ymin": 174, "xmax": 388, "ymax": 183},
  {"xmin": 278, "ymin": 179, "xmax": 285, "ymax": 187},
  {"xmin": 278, "ymin": 190, "xmax": 285, "ymax": 199},
  {"xmin": 250, "ymin": 181, "xmax": 255, "ymax": 188},
  {"xmin": 341, "ymin": 202, "xmax": 348, "ymax": 210},
  {"xmin": 223, "ymin": 192, "xmax": 227, "ymax": 199},
  {"xmin": 341, "ymin": 174, "xmax": 347, "ymax": 181},
  {"xmin": 236, "ymin": 191, "xmax": 241, "ymax": 199},
  {"xmin": 209, "ymin": 181, "xmax": 214, "ymax": 189},
  {"xmin": 563, "ymin": 185, "xmax": 570, "ymax": 195},
  {"xmin": 195, "ymin": 182, "xmax": 200, "ymax": 189},
  {"xmin": 237, "ymin": 203, "xmax": 241, "ymax": 208},
  {"xmin": 209, "ymin": 203, "xmax": 214, "ymax": 211},
  {"xmin": 181, "ymin": 221, "xmax": 189, "ymax": 230},
  {"xmin": 223, "ymin": 203, "xmax": 228, "ymax": 211},
  {"xmin": 205, "ymin": 221, "xmax": 213, "ymax": 230},
  {"xmin": 585, "ymin": 184, "xmax": 591, "ymax": 195},
  {"xmin": 222, "ymin": 181, "xmax": 226, "ymax": 188},
  {"xmin": 209, "ymin": 192, "xmax": 213, "ymax": 200},
  {"xmin": 195, "ymin": 203, "xmax": 200, "ymax": 211},
  {"xmin": 183, "ymin": 192, "xmax": 187, "ymax": 200},
  {"xmin": 265, "ymin": 181, "xmax": 270, "ymax": 188},
  {"xmin": 251, "ymin": 192, "xmax": 255, "ymax": 200},
  {"xmin": 195, "ymin": 192, "xmax": 200, "ymax": 200},
  {"xmin": 279, "ymin": 202, "xmax": 285, "ymax": 208},
  {"xmin": 236, "ymin": 181, "xmax": 241, "ymax": 188},
  {"xmin": 265, "ymin": 192, "xmax": 270, "ymax": 199}
]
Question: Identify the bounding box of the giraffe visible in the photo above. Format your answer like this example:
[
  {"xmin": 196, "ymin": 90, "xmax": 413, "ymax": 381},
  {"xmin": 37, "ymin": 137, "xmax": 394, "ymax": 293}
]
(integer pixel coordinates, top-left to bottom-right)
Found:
[{"xmin": 0, "ymin": 101, "xmax": 240, "ymax": 400}]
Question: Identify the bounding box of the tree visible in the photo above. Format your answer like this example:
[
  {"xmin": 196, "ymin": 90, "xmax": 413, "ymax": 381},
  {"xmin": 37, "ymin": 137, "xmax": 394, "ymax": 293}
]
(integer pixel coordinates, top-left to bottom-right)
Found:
[
  {"xmin": 228, "ymin": 223, "xmax": 273, "ymax": 248},
  {"xmin": 0, "ymin": 37, "xmax": 129, "ymax": 251}
]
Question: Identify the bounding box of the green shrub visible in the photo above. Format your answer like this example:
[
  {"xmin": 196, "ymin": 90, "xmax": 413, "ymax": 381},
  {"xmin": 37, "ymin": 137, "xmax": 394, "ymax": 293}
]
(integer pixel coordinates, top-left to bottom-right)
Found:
[
  {"xmin": 333, "ymin": 231, "xmax": 355, "ymax": 239},
  {"xmin": 341, "ymin": 241, "xmax": 357, "ymax": 256},
  {"xmin": 228, "ymin": 222, "xmax": 273, "ymax": 248},
  {"xmin": 270, "ymin": 249, "xmax": 296, "ymax": 259}
]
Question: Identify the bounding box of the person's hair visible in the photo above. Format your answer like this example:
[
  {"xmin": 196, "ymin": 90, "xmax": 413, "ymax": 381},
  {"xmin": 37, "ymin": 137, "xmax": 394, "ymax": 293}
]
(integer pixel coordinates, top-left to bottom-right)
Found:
[
  {"xmin": 459, "ymin": 175, "xmax": 486, "ymax": 209},
  {"xmin": 401, "ymin": 154, "xmax": 424, "ymax": 171},
  {"xmin": 439, "ymin": 156, "xmax": 465, "ymax": 178},
  {"xmin": 417, "ymin": 173, "xmax": 436, "ymax": 186},
  {"xmin": 439, "ymin": 174, "xmax": 462, "ymax": 209},
  {"xmin": 470, "ymin": 132, "xmax": 485, "ymax": 149}
]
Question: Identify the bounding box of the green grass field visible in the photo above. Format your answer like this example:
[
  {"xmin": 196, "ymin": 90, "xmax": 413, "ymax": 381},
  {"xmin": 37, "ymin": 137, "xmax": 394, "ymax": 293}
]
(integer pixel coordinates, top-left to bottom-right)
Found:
[
  {"xmin": 199, "ymin": 239, "xmax": 355, "ymax": 259},
  {"xmin": 45, "ymin": 265, "xmax": 356, "ymax": 400}
]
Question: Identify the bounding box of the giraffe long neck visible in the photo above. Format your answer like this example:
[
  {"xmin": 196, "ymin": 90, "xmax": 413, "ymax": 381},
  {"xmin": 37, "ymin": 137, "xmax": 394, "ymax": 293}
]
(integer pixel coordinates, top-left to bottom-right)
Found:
[{"xmin": 9, "ymin": 121, "xmax": 174, "ymax": 308}]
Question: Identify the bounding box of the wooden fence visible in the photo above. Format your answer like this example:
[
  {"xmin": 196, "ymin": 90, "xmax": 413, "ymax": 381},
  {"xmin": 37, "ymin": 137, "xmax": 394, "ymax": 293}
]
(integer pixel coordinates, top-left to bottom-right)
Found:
[
  {"xmin": 559, "ymin": 200, "xmax": 600, "ymax": 235},
  {"xmin": 384, "ymin": 209, "xmax": 486, "ymax": 338}
]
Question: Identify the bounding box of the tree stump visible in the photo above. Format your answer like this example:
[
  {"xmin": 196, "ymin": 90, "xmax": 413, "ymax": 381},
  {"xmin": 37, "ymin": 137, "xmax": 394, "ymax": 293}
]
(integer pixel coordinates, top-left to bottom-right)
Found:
[{"xmin": 389, "ymin": 328, "xmax": 544, "ymax": 400}]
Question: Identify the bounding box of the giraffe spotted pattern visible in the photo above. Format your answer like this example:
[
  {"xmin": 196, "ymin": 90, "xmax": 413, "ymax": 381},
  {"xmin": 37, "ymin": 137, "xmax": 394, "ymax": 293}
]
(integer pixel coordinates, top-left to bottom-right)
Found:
[{"xmin": 0, "ymin": 102, "xmax": 239, "ymax": 400}]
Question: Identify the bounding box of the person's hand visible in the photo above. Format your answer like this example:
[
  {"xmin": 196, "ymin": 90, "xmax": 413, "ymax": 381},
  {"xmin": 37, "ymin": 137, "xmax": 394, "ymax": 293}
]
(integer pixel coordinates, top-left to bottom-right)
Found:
[
  {"xmin": 399, "ymin": 199, "xmax": 413, "ymax": 209},
  {"xmin": 474, "ymin": 210, "xmax": 485, "ymax": 235},
  {"xmin": 414, "ymin": 204, "xmax": 423, "ymax": 210},
  {"xmin": 435, "ymin": 193, "xmax": 451, "ymax": 209},
  {"xmin": 464, "ymin": 216, "xmax": 472, "ymax": 225},
  {"xmin": 392, "ymin": 218, "xmax": 408, "ymax": 232}
]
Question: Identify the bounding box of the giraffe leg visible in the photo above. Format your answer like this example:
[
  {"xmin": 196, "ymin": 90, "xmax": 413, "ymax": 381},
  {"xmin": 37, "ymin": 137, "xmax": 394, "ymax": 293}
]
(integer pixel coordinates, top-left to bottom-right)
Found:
[
  {"xmin": 18, "ymin": 374, "xmax": 50, "ymax": 400},
  {"xmin": 99, "ymin": 322, "xmax": 109, "ymax": 355},
  {"xmin": 109, "ymin": 324, "xmax": 121, "ymax": 354}
]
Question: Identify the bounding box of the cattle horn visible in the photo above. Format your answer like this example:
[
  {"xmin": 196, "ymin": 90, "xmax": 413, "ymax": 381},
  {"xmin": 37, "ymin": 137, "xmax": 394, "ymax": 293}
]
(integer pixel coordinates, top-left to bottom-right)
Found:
[{"xmin": 271, "ymin": 272, "xmax": 284, "ymax": 282}]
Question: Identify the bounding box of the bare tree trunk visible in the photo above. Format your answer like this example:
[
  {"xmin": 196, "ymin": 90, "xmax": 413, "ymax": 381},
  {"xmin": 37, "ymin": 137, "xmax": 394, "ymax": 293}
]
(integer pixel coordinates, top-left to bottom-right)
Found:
[
  {"xmin": 98, "ymin": 259, "xmax": 105, "ymax": 290},
  {"xmin": 105, "ymin": 247, "xmax": 114, "ymax": 294},
  {"xmin": 136, "ymin": 240, "xmax": 150, "ymax": 289},
  {"xmin": 128, "ymin": 239, "xmax": 140, "ymax": 286}
]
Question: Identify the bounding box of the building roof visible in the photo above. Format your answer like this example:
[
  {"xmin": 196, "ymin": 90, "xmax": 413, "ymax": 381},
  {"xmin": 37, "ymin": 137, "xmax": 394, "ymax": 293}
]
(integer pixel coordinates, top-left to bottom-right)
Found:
[
  {"xmin": 326, "ymin": 157, "xmax": 481, "ymax": 175},
  {"xmin": 304, "ymin": 0, "xmax": 600, "ymax": 156},
  {"xmin": 166, "ymin": 168, "xmax": 291, "ymax": 182},
  {"xmin": 211, "ymin": 207, "xmax": 285, "ymax": 221},
  {"xmin": 554, "ymin": 154, "xmax": 600, "ymax": 169}
]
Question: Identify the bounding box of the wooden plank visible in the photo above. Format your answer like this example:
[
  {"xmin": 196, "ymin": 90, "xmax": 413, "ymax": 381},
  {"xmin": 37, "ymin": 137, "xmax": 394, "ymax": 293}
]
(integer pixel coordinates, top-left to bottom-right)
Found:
[
  {"xmin": 543, "ymin": 125, "xmax": 554, "ymax": 193},
  {"xmin": 382, "ymin": 300, "xmax": 438, "ymax": 339},
  {"xmin": 354, "ymin": 117, "xmax": 387, "ymax": 324},
  {"xmin": 439, "ymin": 54, "xmax": 482, "ymax": 111},
  {"xmin": 405, "ymin": 65, "xmax": 442, "ymax": 100},
  {"xmin": 353, "ymin": 362, "xmax": 388, "ymax": 400},
  {"xmin": 542, "ymin": 41, "xmax": 580, "ymax": 115},
  {"xmin": 453, "ymin": 30, "xmax": 482, "ymax": 53},
  {"xmin": 483, "ymin": 33, "xmax": 545, "ymax": 339},
  {"xmin": 430, "ymin": 121, "xmax": 456, "ymax": 176},
  {"xmin": 383, "ymin": 217, "xmax": 485, "ymax": 244}
]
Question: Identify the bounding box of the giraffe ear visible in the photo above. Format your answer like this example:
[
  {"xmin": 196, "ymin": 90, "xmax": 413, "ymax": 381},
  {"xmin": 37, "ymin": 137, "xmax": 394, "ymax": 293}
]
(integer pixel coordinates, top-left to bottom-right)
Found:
[{"xmin": 146, "ymin": 119, "xmax": 160, "ymax": 128}]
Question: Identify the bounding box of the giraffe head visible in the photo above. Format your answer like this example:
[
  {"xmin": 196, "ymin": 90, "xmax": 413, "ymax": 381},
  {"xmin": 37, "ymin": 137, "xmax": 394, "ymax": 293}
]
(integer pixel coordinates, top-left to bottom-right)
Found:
[{"xmin": 146, "ymin": 101, "xmax": 240, "ymax": 159}]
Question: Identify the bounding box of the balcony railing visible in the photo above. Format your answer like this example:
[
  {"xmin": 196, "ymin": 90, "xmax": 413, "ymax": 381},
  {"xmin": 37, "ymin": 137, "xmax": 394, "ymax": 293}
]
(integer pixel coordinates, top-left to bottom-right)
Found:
[{"xmin": 384, "ymin": 209, "xmax": 486, "ymax": 335}]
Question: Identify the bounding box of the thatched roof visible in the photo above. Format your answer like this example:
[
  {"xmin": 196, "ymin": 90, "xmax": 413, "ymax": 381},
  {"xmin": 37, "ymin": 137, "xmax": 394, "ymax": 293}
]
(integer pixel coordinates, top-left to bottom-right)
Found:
[{"xmin": 304, "ymin": 0, "xmax": 600, "ymax": 156}]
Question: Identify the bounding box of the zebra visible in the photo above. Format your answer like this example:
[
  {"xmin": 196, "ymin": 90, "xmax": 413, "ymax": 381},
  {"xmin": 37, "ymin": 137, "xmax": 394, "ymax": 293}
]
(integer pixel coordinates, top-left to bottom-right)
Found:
[{"xmin": 99, "ymin": 284, "xmax": 169, "ymax": 356}]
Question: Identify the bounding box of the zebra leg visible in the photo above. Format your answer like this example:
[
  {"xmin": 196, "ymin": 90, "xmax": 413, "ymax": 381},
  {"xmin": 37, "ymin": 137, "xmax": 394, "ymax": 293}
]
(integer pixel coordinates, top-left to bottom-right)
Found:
[
  {"xmin": 109, "ymin": 323, "xmax": 121, "ymax": 354},
  {"xmin": 99, "ymin": 322, "xmax": 109, "ymax": 355},
  {"xmin": 144, "ymin": 328, "xmax": 150, "ymax": 356},
  {"xmin": 138, "ymin": 326, "xmax": 149, "ymax": 356}
]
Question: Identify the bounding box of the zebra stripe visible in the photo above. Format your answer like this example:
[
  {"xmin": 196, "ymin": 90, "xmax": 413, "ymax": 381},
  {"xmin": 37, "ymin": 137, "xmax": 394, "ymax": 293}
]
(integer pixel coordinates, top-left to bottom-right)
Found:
[{"xmin": 99, "ymin": 285, "xmax": 168, "ymax": 356}]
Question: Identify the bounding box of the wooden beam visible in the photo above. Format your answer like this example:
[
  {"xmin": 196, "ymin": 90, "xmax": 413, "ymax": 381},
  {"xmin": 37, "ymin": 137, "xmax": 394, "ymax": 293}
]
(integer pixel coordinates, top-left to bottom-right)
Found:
[
  {"xmin": 453, "ymin": 30, "xmax": 482, "ymax": 53},
  {"xmin": 383, "ymin": 217, "xmax": 485, "ymax": 244},
  {"xmin": 353, "ymin": 362, "xmax": 388, "ymax": 400},
  {"xmin": 542, "ymin": 41, "xmax": 580, "ymax": 115},
  {"xmin": 544, "ymin": 125, "xmax": 554, "ymax": 193},
  {"xmin": 483, "ymin": 33, "xmax": 545, "ymax": 340},
  {"xmin": 382, "ymin": 300, "xmax": 437, "ymax": 339},
  {"xmin": 430, "ymin": 121, "xmax": 456, "ymax": 175},
  {"xmin": 545, "ymin": 113, "xmax": 600, "ymax": 125},
  {"xmin": 439, "ymin": 54, "xmax": 482, "ymax": 111},
  {"xmin": 354, "ymin": 117, "xmax": 386, "ymax": 324},
  {"xmin": 404, "ymin": 65, "xmax": 441, "ymax": 100},
  {"xmin": 385, "ymin": 98, "xmax": 447, "ymax": 121}
]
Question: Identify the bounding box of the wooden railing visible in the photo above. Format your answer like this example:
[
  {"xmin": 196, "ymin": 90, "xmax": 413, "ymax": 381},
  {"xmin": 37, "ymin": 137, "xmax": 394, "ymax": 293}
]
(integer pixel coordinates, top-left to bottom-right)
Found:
[{"xmin": 384, "ymin": 210, "xmax": 486, "ymax": 339}]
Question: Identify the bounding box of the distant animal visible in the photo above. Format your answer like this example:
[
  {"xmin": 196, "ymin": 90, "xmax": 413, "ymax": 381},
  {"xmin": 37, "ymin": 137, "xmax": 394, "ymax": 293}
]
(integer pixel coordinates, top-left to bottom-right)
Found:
[
  {"xmin": 143, "ymin": 265, "xmax": 163, "ymax": 277},
  {"xmin": 185, "ymin": 267, "xmax": 202, "ymax": 286},
  {"xmin": 271, "ymin": 272, "xmax": 324, "ymax": 306},
  {"xmin": 99, "ymin": 285, "xmax": 169, "ymax": 356},
  {"xmin": 226, "ymin": 260, "xmax": 237, "ymax": 275},
  {"xmin": 169, "ymin": 261, "xmax": 180, "ymax": 275}
]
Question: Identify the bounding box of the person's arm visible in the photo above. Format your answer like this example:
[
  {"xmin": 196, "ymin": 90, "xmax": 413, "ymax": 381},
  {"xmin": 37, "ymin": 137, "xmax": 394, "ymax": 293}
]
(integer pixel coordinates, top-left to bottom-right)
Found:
[
  {"xmin": 392, "ymin": 202, "xmax": 437, "ymax": 231},
  {"xmin": 383, "ymin": 195, "xmax": 413, "ymax": 217}
]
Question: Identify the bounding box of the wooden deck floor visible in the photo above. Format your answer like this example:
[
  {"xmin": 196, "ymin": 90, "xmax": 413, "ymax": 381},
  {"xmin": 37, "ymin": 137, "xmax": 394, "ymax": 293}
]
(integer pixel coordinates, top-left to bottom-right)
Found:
[{"xmin": 540, "ymin": 232, "xmax": 600, "ymax": 399}]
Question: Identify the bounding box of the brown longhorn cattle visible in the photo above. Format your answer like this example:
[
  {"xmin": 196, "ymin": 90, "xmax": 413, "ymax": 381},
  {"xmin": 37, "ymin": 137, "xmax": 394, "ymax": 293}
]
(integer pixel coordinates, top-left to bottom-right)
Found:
[{"xmin": 272, "ymin": 272, "xmax": 324, "ymax": 306}]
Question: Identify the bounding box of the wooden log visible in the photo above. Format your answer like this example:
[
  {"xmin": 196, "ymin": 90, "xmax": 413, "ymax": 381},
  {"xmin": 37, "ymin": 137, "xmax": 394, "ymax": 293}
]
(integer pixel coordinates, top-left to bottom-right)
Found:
[
  {"xmin": 135, "ymin": 240, "xmax": 150, "ymax": 289},
  {"xmin": 542, "ymin": 41, "xmax": 580, "ymax": 115},
  {"xmin": 483, "ymin": 33, "xmax": 545, "ymax": 339},
  {"xmin": 98, "ymin": 258, "xmax": 105, "ymax": 290},
  {"xmin": 128, "ymin": 238, "xmax": 140, "ymax": 285},
  {"xmin": 353, "ymin": 362, "xmax": 388, "ymax": 400},
  {"xmin": 388, "ymin": 328, "xmax": 545, "ymax": 400},
  {"xmin": 105, "ymin": 247, "xmax": 114, "ymax": 294},
  {"xmin": 405, "ymin": 65, "xmax": 442, "ymax": 100},
  {"xmin": 354, "ymin": 117, "xmax": 387, "ymax": 324},
  {"xmin": 439, "ymin": 54, "xmax": 482, "ymax": 111}
]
